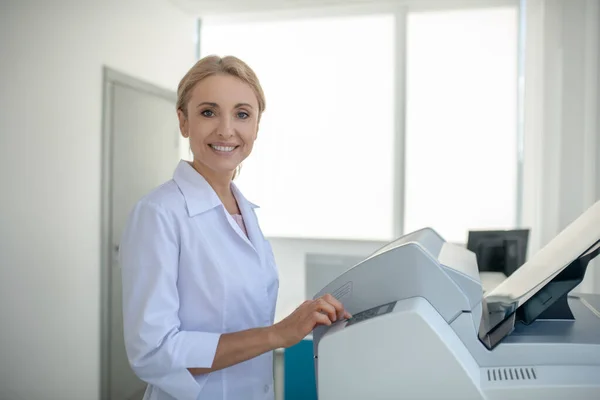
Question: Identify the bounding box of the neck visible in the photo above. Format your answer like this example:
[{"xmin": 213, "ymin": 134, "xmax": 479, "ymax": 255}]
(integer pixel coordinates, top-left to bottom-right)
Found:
[{"xmin": 190, "ymin": 159, "xmax": 233, "ymax": 200}]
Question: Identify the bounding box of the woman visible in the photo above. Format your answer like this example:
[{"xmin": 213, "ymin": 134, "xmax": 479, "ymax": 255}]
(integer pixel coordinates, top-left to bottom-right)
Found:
[{"xmin": 119, "ymin": 55, "xmax": 351, "ymax": 400}]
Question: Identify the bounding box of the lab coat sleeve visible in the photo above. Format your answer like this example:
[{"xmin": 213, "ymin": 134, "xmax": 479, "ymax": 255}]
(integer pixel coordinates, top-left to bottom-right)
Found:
[{"xmin": 119, "ymin": 200, "xmax": 221, "ymax": 400}]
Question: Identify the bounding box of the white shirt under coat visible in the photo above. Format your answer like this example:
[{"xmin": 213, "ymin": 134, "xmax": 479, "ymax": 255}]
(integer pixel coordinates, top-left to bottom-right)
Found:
[{"xmin": 119, "ymin": 160, "xmax": 280, "ymax": 400}]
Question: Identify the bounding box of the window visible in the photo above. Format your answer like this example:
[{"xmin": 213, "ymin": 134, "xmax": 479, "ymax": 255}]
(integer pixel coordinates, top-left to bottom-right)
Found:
[
  {"xmin": 201, "ymin": 14, "xmax": 396, "ymax": 240},
  {"xmin": 403, "ymin": 7, "xmax": 519, "ymax": 244},
  {"xmin": 198, "ymin": 4, "xmax": 521, "ymax": 243}
]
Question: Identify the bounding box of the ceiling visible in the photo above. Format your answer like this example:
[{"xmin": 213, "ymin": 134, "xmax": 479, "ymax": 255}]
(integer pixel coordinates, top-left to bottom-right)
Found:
[
  {"xmin": 167, "ymin": 0, "xmax": 399, "ymax": 16},
  {"xmin": 167, "ymin": 0, "xmax": 497, "ymax": 17}
]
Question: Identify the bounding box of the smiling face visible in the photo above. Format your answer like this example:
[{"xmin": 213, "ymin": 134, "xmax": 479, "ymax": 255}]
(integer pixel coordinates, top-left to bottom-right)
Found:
[{"xmin": 178, "ymin": 73, "xmax": 260, "ymax": 179}]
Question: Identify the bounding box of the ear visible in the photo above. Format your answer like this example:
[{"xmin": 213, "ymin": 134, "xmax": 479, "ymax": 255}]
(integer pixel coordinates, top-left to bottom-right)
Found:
[{"xmin": 177, "ymin": 109, "xmax": 189, "ymax": 138}]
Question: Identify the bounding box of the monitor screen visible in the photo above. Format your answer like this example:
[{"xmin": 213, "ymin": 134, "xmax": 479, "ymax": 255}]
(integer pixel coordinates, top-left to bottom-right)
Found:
[{"xmin": 467, "ymin": 229, "xmax": 529, "ymax": 277}]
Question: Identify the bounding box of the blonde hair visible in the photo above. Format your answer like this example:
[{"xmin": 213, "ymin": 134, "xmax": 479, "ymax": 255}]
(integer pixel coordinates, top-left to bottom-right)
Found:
[
  {"xmin": 177, "ymin": 55, "xmax": 265, "ymax": 179},
  {"xmin": 176, "ymin": 55, "xmax": 266, "ymax": 119}
]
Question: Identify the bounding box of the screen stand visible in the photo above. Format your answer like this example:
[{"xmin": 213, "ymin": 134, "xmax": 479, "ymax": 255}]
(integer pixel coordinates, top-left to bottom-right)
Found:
[
  {"xmin": 517, "ymin": 239, "xmax": 599, "ymax": 325},
  {"xmin": 535, "ymin": 292, "xmax": 574, "ymax": 320}
]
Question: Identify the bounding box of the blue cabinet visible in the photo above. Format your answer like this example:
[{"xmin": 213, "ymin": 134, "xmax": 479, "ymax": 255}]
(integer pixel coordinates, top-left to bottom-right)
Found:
[{"xmin": 283, "ymin": 338, "xmax": 317, "ymax": 400}]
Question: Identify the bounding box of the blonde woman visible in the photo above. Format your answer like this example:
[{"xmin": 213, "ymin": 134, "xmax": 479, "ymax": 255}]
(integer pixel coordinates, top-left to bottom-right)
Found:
[{"xmin": 119, "ymin": 55, "xmax": 350, "ymax": 400}]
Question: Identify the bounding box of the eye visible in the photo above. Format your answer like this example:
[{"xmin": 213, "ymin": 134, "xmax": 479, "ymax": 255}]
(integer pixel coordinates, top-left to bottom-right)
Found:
[
  {"xmin": 201, "ymin": 109, "xmax": 215, "ymax": 117},
  {"xmin": 237, "ymin": 111, "xmax": 250, "ymax": 119}
]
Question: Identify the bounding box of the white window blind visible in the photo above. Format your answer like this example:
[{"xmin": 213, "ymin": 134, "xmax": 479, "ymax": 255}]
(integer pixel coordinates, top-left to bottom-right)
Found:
[
  {"xmin": 403, "ymin": 6, "xmax": 519, "ymax": 244},
  {"xmin": 201, "ymin": 14, "xmax": 396, "ymax": 240}
]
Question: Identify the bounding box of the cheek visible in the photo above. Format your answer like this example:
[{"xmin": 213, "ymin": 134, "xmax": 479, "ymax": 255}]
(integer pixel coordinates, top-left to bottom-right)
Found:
[
  {"xmin": 240, "ymin": 124, "xmax": 258, "ymax": 144},
  {"xmin": 188, "ymin": 120, "xmax": 213, "ymax": 142}
]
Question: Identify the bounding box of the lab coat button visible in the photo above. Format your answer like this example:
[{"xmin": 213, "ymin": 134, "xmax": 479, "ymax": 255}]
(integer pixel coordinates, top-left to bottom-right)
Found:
[{"xmin": 264, "ymin": 384, "xmax": 269, "ymax": 393}]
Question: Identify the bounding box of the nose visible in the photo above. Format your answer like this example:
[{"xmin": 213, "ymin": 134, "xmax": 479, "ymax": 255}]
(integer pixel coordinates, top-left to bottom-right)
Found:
[{"xmin": 218, "ymin": 116, "xmax": 234, "ymax": 139}]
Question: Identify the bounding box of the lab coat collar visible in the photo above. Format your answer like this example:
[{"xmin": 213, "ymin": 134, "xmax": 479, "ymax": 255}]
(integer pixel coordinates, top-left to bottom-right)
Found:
[
  {"xmin": 231, "ymin": 181, "xmax": 260, "ymax": 210},
  {"xmin": 173, "ymin": 160, "xmax": 259, "ymax": 217}
]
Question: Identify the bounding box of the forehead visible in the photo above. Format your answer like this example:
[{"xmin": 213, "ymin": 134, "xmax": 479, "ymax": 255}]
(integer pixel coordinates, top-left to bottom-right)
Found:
[{"xmin": 190, "ymin": 74, "xmax": 258, "ymax": 108}]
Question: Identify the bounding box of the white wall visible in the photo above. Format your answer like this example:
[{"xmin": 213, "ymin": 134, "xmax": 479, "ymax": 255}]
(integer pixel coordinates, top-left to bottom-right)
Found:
[
  {"xmin": 596, "ymin": 0, "xmax": 600, "ymax": 293},
  {"xmin": 269, "ymin": 238, "xmax": 386, "ymax": 321},
  {"xmin": 522, "ymin": 0, "xmax": 599, "ymax": 293},
  {"xmin": 556, "ymin": 0, "xmax": 599, "ymax": 292},
  {"xmin": 0, "ymin": 1, "xmax": 196, "ymax": 399}
]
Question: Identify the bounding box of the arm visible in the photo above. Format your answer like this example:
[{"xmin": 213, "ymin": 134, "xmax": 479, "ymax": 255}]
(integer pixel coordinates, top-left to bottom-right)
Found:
[
  {"xmin": 188, "ymin": 295, "xmax": 352, "ymax": 376},
  {"xmin": 187, "ymin": 326, "xmax": 278, "ymax": 375},
  {"xmin": 120, "ymin": 201, "xmax": 220, "ymax": 400}
]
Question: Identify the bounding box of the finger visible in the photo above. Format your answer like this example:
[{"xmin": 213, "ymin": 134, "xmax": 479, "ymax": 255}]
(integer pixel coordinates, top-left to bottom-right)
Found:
[
  {"xmin": 314, "ymin": 298, "xmax": 338, "ymax": 322},
  {"xmin": 294, "ymin": 300, "xmax": 312, "ymax": 313},
  {"xmin": 313, "ymin": 311, "xmax": 333, "ymax": 327},
  {"xmin": 322, "ymin": 294, "xmax": 346, "ymax": 319},
  {"xmin": 344, "ymin": 310, "xmax": 352, "ymax": 319},
  {"xmin": 322, "ymin": 293, "xmax": 344, "ymax": 312}
]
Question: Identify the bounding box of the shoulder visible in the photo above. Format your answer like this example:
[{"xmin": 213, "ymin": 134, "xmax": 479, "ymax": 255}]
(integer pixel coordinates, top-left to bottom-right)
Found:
[
  {"xmin": 121, "ymin": 181, "xmax": 187, "ymax": 247},
  {"xmin": 135, "ymin": 180, "xmax": 186, "ymax": 216},
  {"xmin": 123, "ymin": 180, "xmax": 189, "ymax": 236}
]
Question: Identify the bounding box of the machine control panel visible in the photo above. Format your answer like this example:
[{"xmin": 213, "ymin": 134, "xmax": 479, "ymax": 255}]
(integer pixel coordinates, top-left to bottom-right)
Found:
[{"xmin": 346, "ymin": 301, "xmax": 397, "ymax": 326}]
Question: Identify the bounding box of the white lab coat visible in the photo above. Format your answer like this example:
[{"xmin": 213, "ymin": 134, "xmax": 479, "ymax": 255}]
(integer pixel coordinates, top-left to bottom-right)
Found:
[{"xmin": 119, "ymin": 160, "xmax": 279, "ymax": 400}]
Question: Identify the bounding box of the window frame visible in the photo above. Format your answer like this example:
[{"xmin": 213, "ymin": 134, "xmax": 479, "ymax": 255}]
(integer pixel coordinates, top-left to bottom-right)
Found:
[{"xmin": 198, "ymin": 0, "xmax": 523, "ymax": 241}]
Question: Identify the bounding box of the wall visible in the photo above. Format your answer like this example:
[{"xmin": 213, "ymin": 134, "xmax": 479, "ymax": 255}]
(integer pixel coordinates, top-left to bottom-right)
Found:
[
  {"xmin": 597, "ymin": 0, "xmax": 600, "ymax": 293},
  {"xmin": 557, "ymin": 0, "xmax": 598, "ymax": 292},
  {"xmin": 521, "ymin": 0, "xmax": 599, "ymax": 293},
  {"xmin": 0, "ymin": 1, "xmax": 196, "ymax": 399},
  {"xmin": 269, "ymin": 238, "xmax": 386, "ymax": 321}
]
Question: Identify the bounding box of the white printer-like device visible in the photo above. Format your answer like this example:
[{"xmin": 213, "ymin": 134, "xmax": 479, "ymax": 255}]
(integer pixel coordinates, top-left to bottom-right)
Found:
[{"xmin": 312, "ymin": 201, "xmax": 600, "ymax": 400}]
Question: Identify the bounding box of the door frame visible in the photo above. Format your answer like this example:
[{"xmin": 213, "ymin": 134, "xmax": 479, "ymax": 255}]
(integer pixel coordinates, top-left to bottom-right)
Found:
[{"xmin": 100, "ymin": 67, "xmax": 178, "ymax": 400}]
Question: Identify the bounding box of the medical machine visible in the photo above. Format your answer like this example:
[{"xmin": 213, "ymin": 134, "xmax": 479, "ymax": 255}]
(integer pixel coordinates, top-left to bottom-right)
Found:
[
  {"xmin": 312, "ymin": 201, "xmax": 600, "ymax": 400},
  {"xmin": 305, "ymin": 253, "xmax": 365, "ymax": 300}
]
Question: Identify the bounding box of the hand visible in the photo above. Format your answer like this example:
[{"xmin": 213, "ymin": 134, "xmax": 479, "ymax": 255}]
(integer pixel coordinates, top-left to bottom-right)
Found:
[{"xmin": 271, "ymin": 294, "xmax": 352, "ymax": 348}]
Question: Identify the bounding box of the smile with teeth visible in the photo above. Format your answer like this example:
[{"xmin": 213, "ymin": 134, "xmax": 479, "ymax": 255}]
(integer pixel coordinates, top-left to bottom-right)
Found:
[{"xmin": 210, "ymin": 144, "xmax": 238, "ymax": 152}]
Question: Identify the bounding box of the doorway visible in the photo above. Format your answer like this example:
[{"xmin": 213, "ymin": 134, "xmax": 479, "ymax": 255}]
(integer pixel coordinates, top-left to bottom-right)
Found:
[{"xmin": 100, "ymin": 67, "xmax": 181, "ymax": 400}]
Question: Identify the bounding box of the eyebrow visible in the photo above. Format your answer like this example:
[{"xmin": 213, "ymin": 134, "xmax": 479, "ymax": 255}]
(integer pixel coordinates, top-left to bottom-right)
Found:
[
  {"xmin": 196, "ymin": 102, "xmax": 254, "ymax": 109},
  {"xmin": 196, "ymin": 102, "xmax": 217, "ymax": 108}
]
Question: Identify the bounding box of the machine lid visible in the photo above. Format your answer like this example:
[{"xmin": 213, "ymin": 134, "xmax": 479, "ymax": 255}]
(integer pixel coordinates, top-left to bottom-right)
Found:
[{"xmin": 478, "ymin": 201, "xmax": 600, "ymax": 350}]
